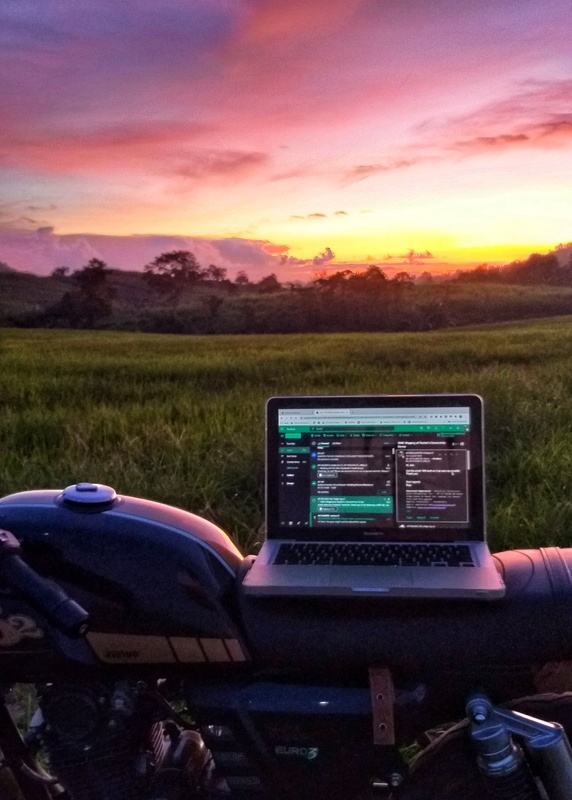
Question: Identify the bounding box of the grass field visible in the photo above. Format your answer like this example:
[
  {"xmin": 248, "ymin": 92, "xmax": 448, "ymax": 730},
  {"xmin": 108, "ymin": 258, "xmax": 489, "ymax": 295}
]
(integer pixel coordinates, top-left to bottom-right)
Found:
[{"xmin": 1, "ymin": 320, "xmax": 572, "ymax": 554}]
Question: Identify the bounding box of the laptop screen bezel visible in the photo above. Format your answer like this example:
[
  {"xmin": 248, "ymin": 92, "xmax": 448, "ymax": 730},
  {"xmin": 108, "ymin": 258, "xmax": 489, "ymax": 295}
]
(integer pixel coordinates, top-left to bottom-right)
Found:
[{"xmin": 265, "ymin": 394, "xmax": 485, "ymax": 543}]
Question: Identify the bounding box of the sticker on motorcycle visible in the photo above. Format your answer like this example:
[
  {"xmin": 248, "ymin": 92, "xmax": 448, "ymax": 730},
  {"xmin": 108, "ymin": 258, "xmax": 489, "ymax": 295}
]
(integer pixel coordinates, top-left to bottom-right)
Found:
[
  {"xmin": 87, "ymin": 633, "xmax": 177, "ymax": 663},
  {"xmin": 87, "ymin": 632, "xmax": 248, "ymax": 664},
  {"xmin": 275, "ymin": 746, "xmax": 319, "ymax": 761},
  {"xmin": 0, "ymin": 607, "xmax": 44, "ymax": 647}
]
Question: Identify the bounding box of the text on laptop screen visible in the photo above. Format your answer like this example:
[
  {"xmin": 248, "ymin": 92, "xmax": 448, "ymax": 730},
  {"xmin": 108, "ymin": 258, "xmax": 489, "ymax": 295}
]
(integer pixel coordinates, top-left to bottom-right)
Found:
[{"xmin": 275, "ymin": 405, "xmax": 476, "ymax": 537}]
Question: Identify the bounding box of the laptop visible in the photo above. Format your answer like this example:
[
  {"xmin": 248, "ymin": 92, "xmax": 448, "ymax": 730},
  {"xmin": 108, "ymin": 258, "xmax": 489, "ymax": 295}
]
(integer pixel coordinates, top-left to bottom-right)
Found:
[{"xmin": 242, "ymin": 394, "xmax": 505, "ymax": 600}]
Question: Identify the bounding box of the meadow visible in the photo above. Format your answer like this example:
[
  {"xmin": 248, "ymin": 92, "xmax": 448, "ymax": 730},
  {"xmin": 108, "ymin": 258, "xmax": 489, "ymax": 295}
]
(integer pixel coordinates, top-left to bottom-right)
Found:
[{"xmin": 1, "ymin": 320, "xmax": 572, "ymax": 554}]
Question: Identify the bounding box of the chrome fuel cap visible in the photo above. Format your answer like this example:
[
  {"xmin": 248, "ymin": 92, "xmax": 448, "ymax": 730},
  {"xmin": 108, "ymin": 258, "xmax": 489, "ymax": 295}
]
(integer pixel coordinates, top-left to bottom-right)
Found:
[{"xmin": 62, "ymin": 482, "xmax": 117, "ymax": 506}]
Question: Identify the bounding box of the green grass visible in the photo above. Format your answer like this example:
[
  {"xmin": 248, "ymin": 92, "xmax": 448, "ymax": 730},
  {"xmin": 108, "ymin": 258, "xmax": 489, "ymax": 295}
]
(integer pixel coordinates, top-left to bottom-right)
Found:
[{"xmin": 1, "ymin": 320, "xmax": 572, "ymax": 553}]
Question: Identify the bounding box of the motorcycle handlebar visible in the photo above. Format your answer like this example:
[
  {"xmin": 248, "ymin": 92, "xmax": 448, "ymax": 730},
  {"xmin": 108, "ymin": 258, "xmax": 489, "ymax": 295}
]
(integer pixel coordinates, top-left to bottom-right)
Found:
[{"xmin": 0, "ymin": 529, "xmax": 89, "ymax": 637}]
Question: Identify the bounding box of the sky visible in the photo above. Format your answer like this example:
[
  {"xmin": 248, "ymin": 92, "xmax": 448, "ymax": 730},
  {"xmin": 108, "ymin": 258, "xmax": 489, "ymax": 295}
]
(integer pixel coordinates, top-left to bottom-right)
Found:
[{"xmin": 1, "ymin": 0, "xmax": 571, "ymax": 281}]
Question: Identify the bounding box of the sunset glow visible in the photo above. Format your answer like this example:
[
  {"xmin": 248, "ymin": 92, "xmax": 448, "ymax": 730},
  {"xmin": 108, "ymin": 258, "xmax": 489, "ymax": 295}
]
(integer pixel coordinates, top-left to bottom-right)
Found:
[{"xmin": 1, "ymin": 0, "xmax": 571, "ymax": 280}]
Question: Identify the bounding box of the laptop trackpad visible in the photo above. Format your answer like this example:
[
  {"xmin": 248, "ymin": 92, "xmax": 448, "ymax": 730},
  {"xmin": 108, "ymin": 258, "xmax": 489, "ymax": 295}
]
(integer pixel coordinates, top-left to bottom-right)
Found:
[{"xmin": 329, "ymin": 567, "xmax": 414, "ymax": 590}]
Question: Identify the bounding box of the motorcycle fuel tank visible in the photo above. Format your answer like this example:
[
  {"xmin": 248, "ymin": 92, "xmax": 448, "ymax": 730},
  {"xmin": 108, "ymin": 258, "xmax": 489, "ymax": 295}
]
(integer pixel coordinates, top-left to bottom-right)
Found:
[{"xmin": 0, "ymin": 485, "xmax": 249, "ymax": 681}]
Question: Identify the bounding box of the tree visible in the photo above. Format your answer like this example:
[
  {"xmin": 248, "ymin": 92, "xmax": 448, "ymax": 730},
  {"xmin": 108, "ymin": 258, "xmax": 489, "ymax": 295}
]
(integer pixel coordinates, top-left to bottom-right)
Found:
[
  {"xmin": 345, "ymin": 265, "xmax": 388, "ymax": 293},
  {"xmin": 314, "ymin": 269, "xmax": 353, "ymax": 292},
  {"xmin": 454, "ymin": 264, "xmax": 501, "ymax": 283},
  {"xmin": 73, "ymin": 258, "xmax": 115, "ymax": 326},
  {"xmin": 144, "ymin": 250, "xmax": 204, "ymax": 299},
  {"xmin": 363, "ymin": 265, "xmax": 387, "ymax": 283},
  {"xmin": 204, "ymin": 264, "xmax": 227, "ymax": 282},
  {"xmin": 48, "ymin": 258, "xmax": 115, "ymax": 327},
  {"xmin": 389, "ymin": 271, "xmax": 414, "ymax": 300},
  {"xmin": 503, "ymin": 253, "xmax": 559, "ymax": 285},
  {"xmin": 234, "ymin": 270, "xmax": 250, "ymax": 286},
  {"xmin": 392, "ymin": 271, "xmax": 413, "ymax": 283},
  {"xmin": 257, "ymin": 274, "xmax": 281, "ymax": 294},
  {"xmin": 51, "ymin": 266, "xmax": 70, "ymax": 278}
]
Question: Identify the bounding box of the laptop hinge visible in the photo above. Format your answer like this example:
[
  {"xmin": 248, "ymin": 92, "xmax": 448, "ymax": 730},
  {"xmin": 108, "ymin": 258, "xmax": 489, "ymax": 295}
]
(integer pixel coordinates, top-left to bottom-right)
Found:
[{"xmin": 369, "ymin": 667, "xmax": 395, "ymax": 746}]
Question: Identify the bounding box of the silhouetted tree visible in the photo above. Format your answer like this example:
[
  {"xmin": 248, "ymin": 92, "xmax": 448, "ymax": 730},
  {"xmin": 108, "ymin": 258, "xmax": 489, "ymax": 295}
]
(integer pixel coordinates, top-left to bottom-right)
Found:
[
  {"xmin": 455, "ymin": 264, "xmax": 501, "ymax": 283},
  {"xmin": 257, "ymin": 274, "xmax": 281, "ymax": 294},
  {"xmin": 392, "ymin": 271, "xmax": 413, "ymax": 283},
  {"xmin": 315, "ymin": 269, "xmax": 353, "ymax": 292},
  {"xmin": 144, "ymin": 250, "xmax": 204, "ymax": 300},
  {"xmin": 204, "ymin": 264, "xmax": 227, "ymax": 282},
  {"xmin": 363, "ymin": 265, "xmax": 387, "ymax": 283},
  {"xmin": 73, "ymin": 258, "xmax": 115, "ymax": 326},
  {"xmin": 503, "ymin": 253, "xmax": 560, "ymax": 285},
  {"xmin": 345, "ymin": 266, "xmax": 388, "ymax": 293},
  {"xmin": 555, "ymin": 253, "xmax": 572, "ymax": 286},
  {"xmin": 234, "ymin": 271, "xmax": 250, "ymax": 286},
  {"xmin": 51, "ymin": 266, "xmax": 70, "ymax": 278},
  {"xmin": 48, "ymin": 258, "xmax": 115, "ymax": 327}
]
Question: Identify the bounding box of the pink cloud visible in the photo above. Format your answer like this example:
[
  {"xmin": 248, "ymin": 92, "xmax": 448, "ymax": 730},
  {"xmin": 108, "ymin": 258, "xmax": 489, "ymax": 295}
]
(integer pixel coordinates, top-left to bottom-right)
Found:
[
  {"xmin": 342, "ymin": 81, "xmax": 572, "ymax": 184},
  {"xmin": 420, "ymin": 81, "xmax": 572, "ymax": 152},
  {"xmin": 0, "ymin": 226, "xmax": 337, "ymax": 281},
  {"xmin": 452, "ymin": 116, "xmax": 572, "ymax": 155},
  {"xmin": 452, "ymin": 133, "xmax": 530, "ymax": 154},
  {"xmin": 0, "ymin": 120, "xmax": 268, "ymax": 183},
  {"xmin": 342, "ymin": 158, "xmax": 428, "ymax": 184}
]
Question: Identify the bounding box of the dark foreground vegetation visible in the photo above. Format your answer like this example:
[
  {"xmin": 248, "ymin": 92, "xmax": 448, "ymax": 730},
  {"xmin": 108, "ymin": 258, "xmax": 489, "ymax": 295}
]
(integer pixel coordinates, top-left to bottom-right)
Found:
[{"xmin": 2, "ymin": 248, "xmax": 572, "ymax": 334}]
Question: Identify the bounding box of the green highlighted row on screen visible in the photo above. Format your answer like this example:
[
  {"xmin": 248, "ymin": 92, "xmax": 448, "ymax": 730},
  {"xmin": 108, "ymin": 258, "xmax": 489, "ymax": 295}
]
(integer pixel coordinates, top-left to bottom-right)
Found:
[
  {"xmin": 279, "ymin": 446, "xmax": 311, "ymax": 453},
  {"xmin": 279, "ymin": 425, "xmax": 467, "ymax": 434},
  {"xmin": 310, "ymin": 496, "xmax": 393, "ymax": 514}
]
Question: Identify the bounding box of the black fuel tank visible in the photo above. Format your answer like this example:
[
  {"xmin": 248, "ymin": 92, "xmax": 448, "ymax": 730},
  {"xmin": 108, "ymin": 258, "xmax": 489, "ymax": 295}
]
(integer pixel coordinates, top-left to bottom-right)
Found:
[{"xmin": 0, "ymin": 485, "xmax": 249, "ymax": 681}]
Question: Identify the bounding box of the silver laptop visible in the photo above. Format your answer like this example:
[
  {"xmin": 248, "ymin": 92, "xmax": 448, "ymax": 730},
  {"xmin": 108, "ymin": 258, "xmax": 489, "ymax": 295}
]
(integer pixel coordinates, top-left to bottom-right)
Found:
[{"xmin": 242, "ymin": 394, "xmax": 505, "ymax": 600}]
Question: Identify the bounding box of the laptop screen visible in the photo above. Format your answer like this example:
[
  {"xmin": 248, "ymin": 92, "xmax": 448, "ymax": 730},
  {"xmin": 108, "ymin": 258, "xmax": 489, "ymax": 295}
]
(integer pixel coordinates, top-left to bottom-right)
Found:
[{"xmin": 266, "ymin": 395, "xmax": 485, "ymax": 543}]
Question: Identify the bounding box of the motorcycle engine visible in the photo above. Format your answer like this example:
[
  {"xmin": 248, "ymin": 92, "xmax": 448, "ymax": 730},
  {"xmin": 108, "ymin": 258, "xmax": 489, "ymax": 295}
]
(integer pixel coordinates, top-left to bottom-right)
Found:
[{"xmin": 29, "ymin": 681, "xmax": 210, "ymax": 800}]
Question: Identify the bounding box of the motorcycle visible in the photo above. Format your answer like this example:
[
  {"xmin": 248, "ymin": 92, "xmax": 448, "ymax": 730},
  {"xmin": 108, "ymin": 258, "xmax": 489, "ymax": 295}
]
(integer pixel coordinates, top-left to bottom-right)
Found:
[{"xmin": 1, "ymin": 482, "xmax": 572, "ymax": 800}]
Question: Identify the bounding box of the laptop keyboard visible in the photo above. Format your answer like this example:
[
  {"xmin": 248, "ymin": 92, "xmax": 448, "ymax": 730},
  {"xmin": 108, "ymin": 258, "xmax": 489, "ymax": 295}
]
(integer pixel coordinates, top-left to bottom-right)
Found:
[{"xmin": 274, "ymin": 542, "xmax": 475, "ymax": 567}]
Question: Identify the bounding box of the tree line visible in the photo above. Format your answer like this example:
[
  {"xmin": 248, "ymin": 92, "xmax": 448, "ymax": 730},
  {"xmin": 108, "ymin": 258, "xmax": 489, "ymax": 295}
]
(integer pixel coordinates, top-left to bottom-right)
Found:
[{"xmin": 6, "ymin": 246, "xmax": 572, "ymax": 333}]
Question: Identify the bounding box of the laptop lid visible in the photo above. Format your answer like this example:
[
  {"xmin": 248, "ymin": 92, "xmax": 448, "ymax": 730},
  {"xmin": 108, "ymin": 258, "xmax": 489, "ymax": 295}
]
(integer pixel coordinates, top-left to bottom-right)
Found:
[{"xmin": 266, "ymin": 394, "xmax": 485, "ymax": 544}]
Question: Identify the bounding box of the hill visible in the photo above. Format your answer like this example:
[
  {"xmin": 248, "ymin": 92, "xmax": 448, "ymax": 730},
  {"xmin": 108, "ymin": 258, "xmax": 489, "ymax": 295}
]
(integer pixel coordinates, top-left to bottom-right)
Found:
[{"xmin": 3, "ymin": 249, "xmax": 572, "ymax": 334}]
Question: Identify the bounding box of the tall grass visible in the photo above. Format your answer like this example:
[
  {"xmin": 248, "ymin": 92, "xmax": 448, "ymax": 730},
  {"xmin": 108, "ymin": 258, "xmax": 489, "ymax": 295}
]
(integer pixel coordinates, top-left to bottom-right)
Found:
[{"xmin": 1, "ymin": 320, "xmax": 572, "ymax": 552}]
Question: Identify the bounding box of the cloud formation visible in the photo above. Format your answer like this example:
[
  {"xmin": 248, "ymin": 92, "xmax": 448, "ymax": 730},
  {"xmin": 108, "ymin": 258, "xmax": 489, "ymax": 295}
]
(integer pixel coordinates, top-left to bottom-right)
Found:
[
  {"xmin": 342, "ymin": 80, "xmax": 572, "ymax": 184},
  {"xmin": 1, "ymin": 2, "xmax": 571, "ymax": 274},
  {"xmin": 343, "ymin": 158, "xmax": 424, "ymax": 184},
  {"xmin": 290, "ymin": 212, "xmax": 341, "ymax": 220},
  {"xmin": 384, "ymin": 249, "xmax": 434, "ymax": 265},
  {"xmin": 279, "ymin": 245, "xmax": 335, "ymax": 271},
  {"xmin": 452, "ymin": 115, "xmax": 572, "ymax": 155},
  {"xmin": 0, "ymin": 226, "xmax": 337, "ymax": 281},
  {"xmin": 0, "ymin": 119, "xmax": 269, "ymax": 184}
]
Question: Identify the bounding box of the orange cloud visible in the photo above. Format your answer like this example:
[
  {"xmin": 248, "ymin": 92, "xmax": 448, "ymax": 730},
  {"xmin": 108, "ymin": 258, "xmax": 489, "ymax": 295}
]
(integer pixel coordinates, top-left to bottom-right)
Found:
[
  {"xmin": 0, "ymin": 121, "xmax": 269, "ymax": 183},
  {"xmin": 342, "ymin": 158, "xmax": 429, "ymax": 184},
  {"xmin": 290, "ymin": 212, "xmax": 330, "ymax": 220},
  {"xmin": 384, "ymin": 249, "xmax": 434, "ymax": 265},
  {"xmin": 453, "ymin": 118, "xmax": 572, "ymax": 154}
]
